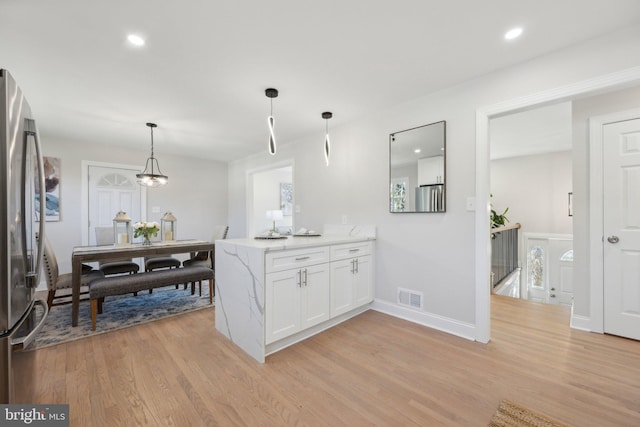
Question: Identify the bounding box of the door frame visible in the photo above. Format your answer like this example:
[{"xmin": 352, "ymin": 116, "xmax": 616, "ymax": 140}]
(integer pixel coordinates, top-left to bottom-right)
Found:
[
  {"xmin": 588, "ymin": 108, "xmax": 640, "ymax": 333},
  {"xmin": 475, "ymin": 66, "xmax": 640, "ymax": 343},
  {"xmin": 81, "ymin": 160, "xmax": 147, "ymax": 245},
  {"xmin": 245, "ymin": 159, "xmax": 294, "ymax": 237}
]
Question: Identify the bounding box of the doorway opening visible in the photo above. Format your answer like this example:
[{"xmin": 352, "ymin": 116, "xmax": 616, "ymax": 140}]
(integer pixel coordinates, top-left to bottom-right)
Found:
[
  {"xmin": 247, "ymin": 163, "xmax": 294, "ymax": 237},
  {"xmin": 488, "ymin": 102, "xmax": 574, "ymax": 305},
  {"xmin": 474, "ymin": 67, "xmax": 640, "ymax": 344}
]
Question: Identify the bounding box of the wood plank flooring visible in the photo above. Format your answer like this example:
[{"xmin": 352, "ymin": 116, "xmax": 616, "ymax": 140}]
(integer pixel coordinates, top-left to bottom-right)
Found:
[{"xmin": 13, "ymin": 296, "xmax": 640, "ymax": 426}]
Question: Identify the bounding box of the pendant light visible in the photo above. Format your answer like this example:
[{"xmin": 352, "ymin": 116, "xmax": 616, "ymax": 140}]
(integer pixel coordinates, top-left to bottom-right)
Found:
[
  {"xmin": 136, "ymin": 122, "xmax": 168, "ymax": 187},
  {"xmin": 322, "ymin": 111, "xmax": 332, "ymax": 166},
  {"xmin": 265, "ymin": 88, "xmax": 278, "ymax": 155}
]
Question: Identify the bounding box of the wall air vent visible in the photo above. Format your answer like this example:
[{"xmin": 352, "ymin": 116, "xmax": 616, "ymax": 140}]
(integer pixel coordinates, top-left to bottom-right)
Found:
[{"xmin": 397, "ymin": 287, "xmax": 423, "ymax": 310}]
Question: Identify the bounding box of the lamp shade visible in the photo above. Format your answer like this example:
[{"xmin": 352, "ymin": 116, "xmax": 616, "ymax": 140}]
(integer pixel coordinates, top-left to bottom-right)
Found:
[{"xmin": 266, "ymin": 210, "xmax": 283, "ymax": 221}]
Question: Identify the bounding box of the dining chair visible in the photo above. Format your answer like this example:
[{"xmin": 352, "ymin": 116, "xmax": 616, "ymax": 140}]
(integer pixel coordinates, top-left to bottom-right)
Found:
[
  {"xmin": 94, "ymin": 226, "xmax": 141, "ymax": 276},
  {"xmin": 40, "ymin": 234, "xmax": 105, "ymax": 308},
  {"xmin": 183, "ymin": 225, "xmax": 229, "ymax": 295}
]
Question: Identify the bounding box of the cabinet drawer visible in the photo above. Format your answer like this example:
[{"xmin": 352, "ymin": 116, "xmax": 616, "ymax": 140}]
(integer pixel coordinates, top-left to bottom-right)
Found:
[
  {"xmin": 265, "ymin": 246, "xmax": 330, "ymax": 273},
  {"xmin": 331, "ymin": 241, "xmax": 373, "ymax": 261}
]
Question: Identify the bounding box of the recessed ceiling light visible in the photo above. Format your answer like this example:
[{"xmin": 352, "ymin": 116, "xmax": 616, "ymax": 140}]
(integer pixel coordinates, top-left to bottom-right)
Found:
[
  {"xmin": 504, "ymin": 27, "xmax": 523, "ymax": 40},
  {"xmin": 414, "ymin": 148, "xmax": 421, "ymax": 154},
  {"xmin": 127, "ymin": 34, "xmax": 145, "ymax": 46}
]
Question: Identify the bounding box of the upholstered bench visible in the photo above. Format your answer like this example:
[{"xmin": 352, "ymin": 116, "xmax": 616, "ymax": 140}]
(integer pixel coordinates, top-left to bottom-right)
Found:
[{"xmin": 89, "ymin": 266, "xmax": 214, "ymax": 330}]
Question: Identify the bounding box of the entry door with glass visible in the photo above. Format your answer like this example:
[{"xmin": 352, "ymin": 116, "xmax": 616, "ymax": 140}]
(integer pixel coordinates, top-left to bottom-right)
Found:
[{"xmin": 88, "ymin": 165, "xmax": 144, "ymax": 245}]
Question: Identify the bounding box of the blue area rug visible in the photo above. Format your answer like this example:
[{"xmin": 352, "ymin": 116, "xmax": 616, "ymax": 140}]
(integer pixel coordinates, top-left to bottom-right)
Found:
[{"xmin": 30, "ymin": 284, "xmax": 213, "ymax": 350}]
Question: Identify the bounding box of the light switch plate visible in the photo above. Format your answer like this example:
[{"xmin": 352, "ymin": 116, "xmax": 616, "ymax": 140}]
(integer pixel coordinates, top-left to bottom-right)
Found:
[
  {"xmin": 466, "ymin": 197, "xmax": 475, "ymax": 211},
  {"xmin": 152, "ymin": 206, "xmax": 161, "ymax": 213}
]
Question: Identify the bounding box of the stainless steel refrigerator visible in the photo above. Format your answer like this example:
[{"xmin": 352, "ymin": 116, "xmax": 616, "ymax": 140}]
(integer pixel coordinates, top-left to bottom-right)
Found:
[
  {"xmin": 1, "ymin": 69, "xmax": 49, "ymax": 403},
  {"xmin": 415, "ymin": 184, "xmax": 444, "ymax": 212}
]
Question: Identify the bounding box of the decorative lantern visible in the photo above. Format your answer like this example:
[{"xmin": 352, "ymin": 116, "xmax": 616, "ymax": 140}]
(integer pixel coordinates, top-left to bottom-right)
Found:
[
  {"xmin": 161, "ymin": 211, "xmax": 177, "ymax": 241},
  {"xmin": 113, "ymin": 210, "xmax": 132, "ymax": 246}
]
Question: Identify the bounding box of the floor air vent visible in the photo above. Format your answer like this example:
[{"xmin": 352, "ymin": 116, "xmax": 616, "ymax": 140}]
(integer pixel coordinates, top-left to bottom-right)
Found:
[{"xmin": 397, "ymin": 287, "xmax": 423, "ymax": 310}]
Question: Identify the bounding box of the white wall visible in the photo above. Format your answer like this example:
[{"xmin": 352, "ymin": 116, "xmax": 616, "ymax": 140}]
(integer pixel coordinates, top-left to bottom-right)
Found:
[
  {"xmin": 41, "ymin": 137, "xmax": 227, "ymax": 275},
  {"xmin": 490, "ymin": 151, "xmax": 573, "ymax": 235},
  {"xmin": 228, "ymin": 25, "xmax": 640, "ymax": 336}
]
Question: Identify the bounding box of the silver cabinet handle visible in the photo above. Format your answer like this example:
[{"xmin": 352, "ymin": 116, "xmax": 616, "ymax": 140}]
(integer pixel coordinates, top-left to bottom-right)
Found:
[
  {"xmin": 355, "ymin": 258, "xmax": 359, "ymax": 273},
  {"xmin": 297, "ymin": 270, "xmax": 301, "ymax": 287},
  {"xmin": 350, "ymin": 259, "xmax": 355, "ymax": 274},
  {"xmin": 295, "ymin": 256, "xmax": 310, "ymax": 261},
  {"xmin": 550, "ymin": 294, "xmax": 556, "ymax": 298},
  {"xmin": 348, "ymin": 248, "xmax": 360, "ymax": 253},
  {"xmin": 303, "ymin": 269, "xmax": 308, "ymax": 287},
  {"xmin": 607, "ymin": 236, "xmax": 619, "ymax": 244}
]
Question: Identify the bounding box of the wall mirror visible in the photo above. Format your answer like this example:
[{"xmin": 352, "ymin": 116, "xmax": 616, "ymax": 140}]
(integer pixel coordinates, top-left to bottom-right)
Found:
[{"xmin": 389, "ymin": 120, "xmax": 446, "ymax": 213}]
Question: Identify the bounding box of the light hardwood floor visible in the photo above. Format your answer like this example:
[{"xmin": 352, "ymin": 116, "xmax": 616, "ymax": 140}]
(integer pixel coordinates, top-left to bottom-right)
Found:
[{"xmin": 14, "ymin": 296, "xmax": 640, "ymax": 426}]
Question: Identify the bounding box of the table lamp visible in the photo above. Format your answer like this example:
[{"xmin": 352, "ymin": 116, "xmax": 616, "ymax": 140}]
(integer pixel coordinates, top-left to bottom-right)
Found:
[{"xmin": 266, "ymin": 210, "xmax": 283, "ymax": 235}]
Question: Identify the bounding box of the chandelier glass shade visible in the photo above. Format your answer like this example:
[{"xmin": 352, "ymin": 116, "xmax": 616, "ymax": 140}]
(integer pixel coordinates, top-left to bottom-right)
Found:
[{"xmin": 136, "ymin": 122, "xmax": 168, "ymax": 187}]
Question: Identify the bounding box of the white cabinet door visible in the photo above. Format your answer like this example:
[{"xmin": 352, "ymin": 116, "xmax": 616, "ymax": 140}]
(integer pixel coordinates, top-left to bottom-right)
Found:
[
  {"xmin": 330, "ymin": 255, "xmax": 374, "ymax": 317},
  {"xmin": 330, "ymin": 258, "xmax": 355, "ymax": 317},
  {"xmin": 265, "ymin": 269, "xmax": 301, "ymax": 344},
  {"xmin": 300, "ymin": 264, "xmax": 331, "ymax": 330},
  {"xmin": 353, "ymin": 255, "xmax": 373, "ymax": 307},
  {"xmin": 417, "ymin": 155, "xmax": 444, "ymax": 186},
  {"xmin": 266, "ymin": 264, "xmax": 331, "ymax": 344}
]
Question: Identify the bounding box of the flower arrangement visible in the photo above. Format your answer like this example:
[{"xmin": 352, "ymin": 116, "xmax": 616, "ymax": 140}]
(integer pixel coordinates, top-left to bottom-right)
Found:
[{"xmin": 133, "ymin": 221, "xmax": 159, "ymax": 244}]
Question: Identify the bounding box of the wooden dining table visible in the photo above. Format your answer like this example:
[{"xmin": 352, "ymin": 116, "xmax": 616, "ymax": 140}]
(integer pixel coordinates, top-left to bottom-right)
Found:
[{"xmin": 70, "ymin": 239, "xmax": 214, "ymax": 326}]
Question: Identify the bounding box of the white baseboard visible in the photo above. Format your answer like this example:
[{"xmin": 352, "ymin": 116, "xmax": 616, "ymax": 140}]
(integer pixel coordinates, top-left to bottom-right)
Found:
[
  {"xmin": 570, "ymin": 309, "xmax": 593, "ymax": 332},
  {"xmin": 371, "ymin": 299, "xmax": 476, "ymax": 341}
]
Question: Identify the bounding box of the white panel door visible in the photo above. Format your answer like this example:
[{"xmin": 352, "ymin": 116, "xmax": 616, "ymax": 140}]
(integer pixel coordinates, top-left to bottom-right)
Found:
[
  {"xmin": 603, "ymin": 118, "xmax": 640, "ymax": 340},
  {"xmin": 548, "ymin": 239, "xmax": 573, "ymax": 307},
  {"xmin": 88, "ymin": 165, "xmax": 143, "ymax": 245}
]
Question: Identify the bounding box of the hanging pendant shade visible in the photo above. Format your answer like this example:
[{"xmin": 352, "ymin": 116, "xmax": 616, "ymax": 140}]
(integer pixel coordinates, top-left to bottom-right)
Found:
[
  {"xmin": 265, "ymin": 88, "xmax": 278, "ymax": 155},
  {"xmin": 136, "ymin": 122, "xmax": 168, "ymax": 187}
]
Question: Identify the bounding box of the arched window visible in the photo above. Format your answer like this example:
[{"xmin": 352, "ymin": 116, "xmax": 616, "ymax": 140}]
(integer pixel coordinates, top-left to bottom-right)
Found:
[
  {"xmin": 560, "ymin": 250, "xmax": 574, "ymax": 262},
  {"xmin": 97, "ymin": 173, "xmax": 134, "ymax": 188}
]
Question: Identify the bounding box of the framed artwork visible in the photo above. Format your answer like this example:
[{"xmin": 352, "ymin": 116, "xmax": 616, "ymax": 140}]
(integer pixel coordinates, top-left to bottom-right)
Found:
[
  {"xmin": 35, "ymin": 156, "xmax": 61, "ymax": 221},
  {"xmin": 280, "ymin": 182, "xmax": 293, "ymax": 216}
]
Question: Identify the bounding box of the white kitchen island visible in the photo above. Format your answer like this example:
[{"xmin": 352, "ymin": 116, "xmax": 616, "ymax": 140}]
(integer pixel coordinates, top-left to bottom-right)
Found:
[{"xmin": 215, "ymin": 226, "xmax": 375, "ymax": 363}]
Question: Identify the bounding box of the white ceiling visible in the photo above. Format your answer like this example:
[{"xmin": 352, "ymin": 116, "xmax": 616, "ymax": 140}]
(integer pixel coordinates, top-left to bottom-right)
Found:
[
  {"xmin": 2, "ymin": 1, "xmax": 639, "ymax": 162},
  {"xmin": 490, "ymin": 102, "xmax": 573, "ymax": 160}
]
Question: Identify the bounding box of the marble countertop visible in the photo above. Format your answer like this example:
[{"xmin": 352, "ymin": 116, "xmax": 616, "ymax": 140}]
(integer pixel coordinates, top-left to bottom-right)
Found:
[{"xmin": 218, "ymin": 235, "xmax": 375, "ymax": 252}]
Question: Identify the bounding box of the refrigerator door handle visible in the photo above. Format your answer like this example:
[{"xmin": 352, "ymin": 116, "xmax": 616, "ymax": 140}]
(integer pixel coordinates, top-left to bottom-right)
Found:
[
  {"xmin": 22, "ymin": 119, "xmax": 46, "ymax": 289},
  {"xmin": 11, "ymin": 298, "xmax": 48, "ymax": 351}
]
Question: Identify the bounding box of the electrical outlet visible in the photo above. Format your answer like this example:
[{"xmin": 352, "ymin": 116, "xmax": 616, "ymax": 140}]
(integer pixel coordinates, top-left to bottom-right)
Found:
[{"xmin": 152, "ymin": 206, "xmax": 161, "ymax": 213}]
